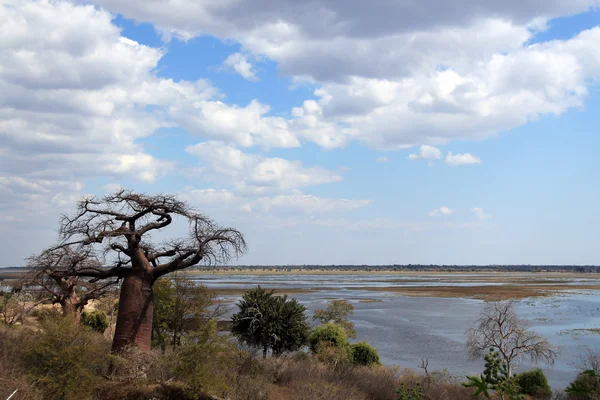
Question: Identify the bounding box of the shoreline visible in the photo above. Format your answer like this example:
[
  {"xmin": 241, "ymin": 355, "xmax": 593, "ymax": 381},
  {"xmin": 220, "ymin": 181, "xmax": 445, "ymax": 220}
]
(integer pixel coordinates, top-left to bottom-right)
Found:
[{"xmin": 186, "ymin": 269, "xmax": 600, "ymax": 278}]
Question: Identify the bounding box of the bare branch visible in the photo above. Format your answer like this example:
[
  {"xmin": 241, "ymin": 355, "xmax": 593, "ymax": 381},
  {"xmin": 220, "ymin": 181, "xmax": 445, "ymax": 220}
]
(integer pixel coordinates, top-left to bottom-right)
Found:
[{"xmin": 466, "ymin": 301, "xmax": 559, "ymax": 376}]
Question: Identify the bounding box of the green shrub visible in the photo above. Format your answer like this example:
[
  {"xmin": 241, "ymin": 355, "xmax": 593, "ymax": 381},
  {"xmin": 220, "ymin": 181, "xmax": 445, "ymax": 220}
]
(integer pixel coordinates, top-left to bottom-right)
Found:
[
  {"xmin": 350, "ymin": 342, "xmax": 380, "ymax": 366},
  {"xmin": 308, "ymin": 322, "xmax": 349, "ymax": 353},
  {"xmin": 81, "ymin": 310, "xmax": 109, "ymax": 333},
  {"xmin": 21, "ymin": 316, "xmax": 109, "ymax": 399},
  {"xmin": 566, "ymin": 370, "xmax": 600, "ymax": 398},
  {"xmin": 397, "ymin": 383, "xmax": 424, "ymax": 400},
  {"xmin": 515, "ymin": 369, "xmax": 551, "ymax": 398}
]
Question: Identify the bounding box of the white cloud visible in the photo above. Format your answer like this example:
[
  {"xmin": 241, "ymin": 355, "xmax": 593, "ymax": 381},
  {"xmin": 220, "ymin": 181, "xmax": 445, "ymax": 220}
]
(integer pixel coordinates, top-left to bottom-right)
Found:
[
  {"xmin": 88, "ymin": 1, "xmax": 595, "ymax": 49},
  {"xmin": 184, "ymin": 188, "xmax": 239, "ymax": 206},
  {"xmin": 101, "ymin": 183, "xmax": 123, "ymax": 193},
  {"xmin": 252, "ymin": 195, "xmax": 371, "ymax": 215},
  {"xmin": 0, "ymin": 0, "xmax": 220, "ymax": 188},
  {"xmin": 376, "ymin": 156, "xmax": 388, "ymax": 163},
  {"xmin": 471, "ymin": 207, "xmax": 492, "ymax": 220},
  {"xmin": 445, "ymin": 152, "xmax": 482, "ymax": 166},
  {"xmin": 409, "ymin": 145, "xmax": 442, "ymax": 161},
  {"xmin": 170, "ymin": 99, "xmax": 300, "ymax": 148},
  {"xmin": 428, "ymin": 206, "xmax": 453, "ymax": 217},
  {"xmin": 86, "ymin": 1, "xmax": 600, "ymax": 151},
  {"xmin": 186, "ymin": 141, "xmax": 342, "ymax": 194},
  {"xmin": 223, "ymin": 52, "xmax": 258, "ymax": 80}
]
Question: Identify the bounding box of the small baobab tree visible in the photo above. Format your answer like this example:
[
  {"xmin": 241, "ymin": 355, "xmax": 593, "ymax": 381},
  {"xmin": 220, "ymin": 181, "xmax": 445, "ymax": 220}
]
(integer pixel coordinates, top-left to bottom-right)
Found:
[
  {"xmin": 48, "ymin": 190, "xmax": 246, "ymax": 352},
  {"xmin": 23, "ymin": 246, "xmax": 119, "ymax": 320},
  {"xmin": 466, "ymin": 301, "xmax": 559, "ymax": 377}
]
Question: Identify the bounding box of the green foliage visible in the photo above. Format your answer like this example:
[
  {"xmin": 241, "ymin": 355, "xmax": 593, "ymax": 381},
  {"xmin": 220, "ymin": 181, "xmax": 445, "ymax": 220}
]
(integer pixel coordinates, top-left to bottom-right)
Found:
[
  {"xmin": 515, "ymin": 369, "xmax": 551, "ymax": 397},
  {"xmin": 397, "ymin": 383, "xmax": 424, "ymax": 400},
  {"xmin": 464, "ymin": 349, "xmax": 526, "ymax": 400},
  {"xmin": 308, "ymin": 322, "xmax": 349, "ymax": 353},
  {"xmin": 231, "ymin": 286, "xmax": 310, "ymax": 357},
  {"xmin": 463, "ymin": 374, "xmax": 492, "ymax": 398},
  {"xmin": 313, "ymin": 300, "xmax": 357, "ymax": 338},
  {"xmin": 350, "ymin": 341, "xmax": 380, "ymax": 366},
  {"xmin": 483, "ymin": 348, "xmax": 509, "ymax": 388},
  {"xmin": 152, "ymin": 275, "xmax": 218, "ymax": 351},
  {"xmin": 81, "ymin": 310, "xmax": 109, "ymax": 333},
  {"xmin": 495, "ymin": 377, "xmax": 524, "ymax": 400},
  {"xmin": 174, "ymin": 320, "xmax": 239, "ymax": 398},
  {"xmin": 20, "ymin": 316, "xmax": 108, "ymax": 400},
  {"xmin": 566, "ymin": 369, "xmax": 600, "ymax": 397}
]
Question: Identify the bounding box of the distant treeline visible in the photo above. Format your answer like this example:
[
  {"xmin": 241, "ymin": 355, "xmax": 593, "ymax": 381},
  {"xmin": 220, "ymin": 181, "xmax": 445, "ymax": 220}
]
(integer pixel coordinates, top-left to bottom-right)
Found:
[
  {"xmin": 196, "ymin": 264, "xmax": 600, "ymax": 273},
  {"xmin": 3, "ymin": 264, "xmax": 600, "ymax": 275}
]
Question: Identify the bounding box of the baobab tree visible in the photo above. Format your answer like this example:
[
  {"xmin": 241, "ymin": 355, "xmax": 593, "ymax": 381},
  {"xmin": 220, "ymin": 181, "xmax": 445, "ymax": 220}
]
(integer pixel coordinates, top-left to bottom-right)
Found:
[
  {"xmin": 49, "ymin": 190, "xmax": 246, "ymax": 352},
  {"xmin": 466, "ymin": 301, "xmax": 559, "ymax": 377},
  {"xmin": 23, "ymin": 246, "xmax": 118, "ymax": 320}
]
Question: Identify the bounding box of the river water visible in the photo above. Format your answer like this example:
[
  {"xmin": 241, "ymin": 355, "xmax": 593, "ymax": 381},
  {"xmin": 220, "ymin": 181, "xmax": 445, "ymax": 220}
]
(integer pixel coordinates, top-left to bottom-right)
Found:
[{"xmin": 187, "ymin": 272, "xmax": 600, "ymax": 389}]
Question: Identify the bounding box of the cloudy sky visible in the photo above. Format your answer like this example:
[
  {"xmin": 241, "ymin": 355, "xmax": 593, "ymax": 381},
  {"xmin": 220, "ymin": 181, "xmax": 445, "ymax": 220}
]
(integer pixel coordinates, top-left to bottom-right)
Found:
[{"xmin": 1, "ymin": 0, "xmax": 599, "ymax": 266}]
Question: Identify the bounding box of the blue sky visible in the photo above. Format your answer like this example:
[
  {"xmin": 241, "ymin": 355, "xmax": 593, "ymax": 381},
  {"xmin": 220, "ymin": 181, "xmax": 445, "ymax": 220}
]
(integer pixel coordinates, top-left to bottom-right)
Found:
[{"xmin": 0, "ymin": 1, "xmax": 599, "ymax": 266}]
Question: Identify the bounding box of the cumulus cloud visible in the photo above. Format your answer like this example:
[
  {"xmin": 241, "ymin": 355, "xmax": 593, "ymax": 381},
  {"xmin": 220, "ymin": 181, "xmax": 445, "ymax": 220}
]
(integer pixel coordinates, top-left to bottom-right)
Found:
[
  {"xmin": 87, "ymin": 0, "xmax": 600, "ymax": 151},
  {"xmin": 186, "ymin": 141, "xmax": 342, "ymax": 194},
  {"xmin": 408, "ymin": 145, "xmax": 442, "ymax": 162},
  {"xmin": 471, "ymin": 207, "xmax": 492, "ymax": 220},
  {"xmin": 170, "ymin": 99, "xmax": 300, "ymax": 148},
  {"xmin": 428, "ymin": 206, "xmax": 453, "ymax": 217},
  {"xmin": 223, "ymin": 52, "xmax": 258, "ymax": 80},
  {"xmin": 0, "ymin": 0, "xmax": 219, "ymax": 193},
  {"xmin": 376, "ymin": 156, "xmax": 388, "ymax": 163},
  {"xmin": 445, "ymin": 152, "xmax": 482, "ymax": 166},
  {"xmin": 88, "ymin": 1, "xmax": 595, "ymax": 47}
]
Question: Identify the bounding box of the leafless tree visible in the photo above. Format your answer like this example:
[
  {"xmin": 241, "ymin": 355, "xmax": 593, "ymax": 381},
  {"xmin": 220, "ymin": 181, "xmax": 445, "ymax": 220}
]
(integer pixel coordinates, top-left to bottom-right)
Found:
[
  {"xmin": 0, "ymin": 287, "xmax": 45, "ymax": 327},
  {"xmin": 48, "ymin": 189, "xmax": 246, "ymax": 352},
  {"xmin": 466, "ymin": 301, "xmax": 559, "ymax": 376},
  {"xmin": 23, "ymin": 247, "xmax": 119, "ymax": 320}
]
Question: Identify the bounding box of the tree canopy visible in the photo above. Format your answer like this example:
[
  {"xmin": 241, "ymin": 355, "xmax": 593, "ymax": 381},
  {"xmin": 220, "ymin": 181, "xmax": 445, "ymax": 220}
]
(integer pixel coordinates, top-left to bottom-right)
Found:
[
  {"xmin": 231, "ymin": 286, "xmax": 310, "ymax": 357},
  {"xmin": 313, "ymin": 299, "xmax": 356, "ymax": 338}
]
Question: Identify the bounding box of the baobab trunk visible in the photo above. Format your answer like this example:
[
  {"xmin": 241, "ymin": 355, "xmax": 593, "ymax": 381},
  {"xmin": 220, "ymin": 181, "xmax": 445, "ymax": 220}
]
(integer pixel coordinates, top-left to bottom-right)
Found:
[
  {"xmin": 111, "ymin": 272, "xmax": 154, "ymax": 352},
  {"xmin": 60, "ymin": 295, "xmax": 81, "ymax": 323}
]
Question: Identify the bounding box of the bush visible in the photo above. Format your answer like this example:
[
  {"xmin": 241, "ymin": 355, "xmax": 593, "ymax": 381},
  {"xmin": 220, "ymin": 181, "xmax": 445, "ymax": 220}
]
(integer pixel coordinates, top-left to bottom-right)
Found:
[
  {"xmin": 174, "ymin": 320, "xmax": 242, "ymax": 398},
  {"xmin": 309, "ymin": 322, "xmax": 349, "ymax": 353},
  {"xmin": 516, "ymin": 369, "xmax": 551, "ymax": 398},
  {"xmin": 566, "ymin": 370, "xmax": 600, "ymax": 398},
  {"xmin": 351, "ymin": 342, "xmax": 380, "ymax": 366},
  {"xmin": 21, "ymin": 316, "xmax": 109, "ymax": 399},
  {"xmin": 81, "ymin": 310, "xmax": 109, "ymax": 333}
]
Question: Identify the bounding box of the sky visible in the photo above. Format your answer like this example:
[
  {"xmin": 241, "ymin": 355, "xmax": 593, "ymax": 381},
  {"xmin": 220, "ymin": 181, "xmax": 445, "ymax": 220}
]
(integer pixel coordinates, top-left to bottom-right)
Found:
[{"xmin": 0, "ymin": 0, "xmax": 599, "ymax": 266}]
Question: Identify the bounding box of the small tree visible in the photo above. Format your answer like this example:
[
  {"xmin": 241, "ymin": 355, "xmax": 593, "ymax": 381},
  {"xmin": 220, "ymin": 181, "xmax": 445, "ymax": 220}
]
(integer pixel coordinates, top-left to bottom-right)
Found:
[
  {"xmin": 313, "ymin": 300, "xmax": 356, "ymax": 338},
  {"xmin": 231, "ymin": 286, "xmax": 309, "ymax": 357},
  {"xmin": 466, "ymin": 301, "xmax": 558, "ymax": 377},
  {"xmin": 152, "ymin": 275, "xmax": 223, "ymax": 351},
  {"xmin": 0, "ymin": 288, "xmax": 43, "ymax": 327},
  {"xmin": 24, "ymin": 247, "xmax": 118, "ymax": 320}
]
